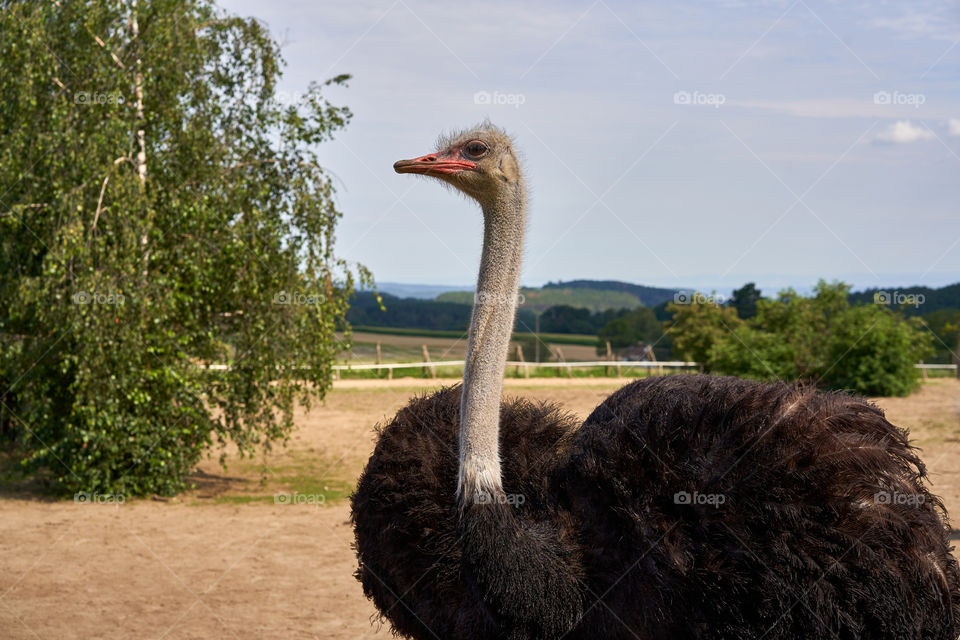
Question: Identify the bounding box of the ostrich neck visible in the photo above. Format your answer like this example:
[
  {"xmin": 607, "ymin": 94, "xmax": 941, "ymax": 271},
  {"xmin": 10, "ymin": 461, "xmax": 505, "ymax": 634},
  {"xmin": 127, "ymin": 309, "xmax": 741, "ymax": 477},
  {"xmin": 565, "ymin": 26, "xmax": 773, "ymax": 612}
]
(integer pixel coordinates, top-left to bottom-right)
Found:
[{"xmin": 458, "ymin": 183, "xmax": 525, "ymax": 504}]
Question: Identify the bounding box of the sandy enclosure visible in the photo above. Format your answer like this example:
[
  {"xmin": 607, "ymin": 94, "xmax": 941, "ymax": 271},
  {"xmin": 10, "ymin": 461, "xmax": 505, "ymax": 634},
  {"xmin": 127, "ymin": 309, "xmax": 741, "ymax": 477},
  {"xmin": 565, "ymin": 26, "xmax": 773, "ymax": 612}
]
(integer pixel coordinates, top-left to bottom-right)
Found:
[{"xmin": 1, "ymin": 377, "xmax": 958, "ymax": 639}]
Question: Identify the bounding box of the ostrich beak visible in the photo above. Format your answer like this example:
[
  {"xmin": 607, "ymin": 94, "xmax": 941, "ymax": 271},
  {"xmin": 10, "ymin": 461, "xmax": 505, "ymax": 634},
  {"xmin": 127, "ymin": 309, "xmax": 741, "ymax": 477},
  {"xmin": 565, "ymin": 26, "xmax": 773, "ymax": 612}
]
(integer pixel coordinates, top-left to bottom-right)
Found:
[{"xmin": 394, "ymin": 151, "xmax": 477, "ymax": 176}]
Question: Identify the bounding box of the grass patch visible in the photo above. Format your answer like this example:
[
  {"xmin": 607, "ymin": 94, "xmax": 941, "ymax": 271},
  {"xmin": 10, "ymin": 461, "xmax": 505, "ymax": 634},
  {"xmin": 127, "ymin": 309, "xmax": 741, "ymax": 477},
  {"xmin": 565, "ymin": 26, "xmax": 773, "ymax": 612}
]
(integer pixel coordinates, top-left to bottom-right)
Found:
[
  {"xmin": 212, "ymin": 494, "xmax": 276, "ymax": 505},
  {"xmin": 209, "ymin": 481, "xmax": 353, "ymax": 506},
  {"xmin": 920, "ymin": 368, "xmax": 958, "ymax": 379},
  {"xmin": 192, "ymin": 450, "xmax": 356, "ymax": 507},
  {"xmin": 351, "ymin": 326, "xmax": 466, "ymax": 339}
]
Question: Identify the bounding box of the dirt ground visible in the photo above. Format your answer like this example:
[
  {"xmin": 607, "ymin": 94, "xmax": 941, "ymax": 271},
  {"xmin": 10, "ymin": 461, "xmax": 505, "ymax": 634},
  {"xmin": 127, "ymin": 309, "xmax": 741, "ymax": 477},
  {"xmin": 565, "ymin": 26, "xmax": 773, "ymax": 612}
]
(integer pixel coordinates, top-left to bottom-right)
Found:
[{"xmin": 1, "ymin": 377, "xmax": 958, "ymax": 639}]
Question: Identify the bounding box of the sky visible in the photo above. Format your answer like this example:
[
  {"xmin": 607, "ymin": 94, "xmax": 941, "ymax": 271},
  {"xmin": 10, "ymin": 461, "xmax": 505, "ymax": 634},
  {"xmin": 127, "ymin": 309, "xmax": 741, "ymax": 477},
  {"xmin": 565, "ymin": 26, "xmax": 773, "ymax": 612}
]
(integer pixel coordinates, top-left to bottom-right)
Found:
[{"xmin": 219, "ymin": 0, "xmax": 960, "ymax": 295}]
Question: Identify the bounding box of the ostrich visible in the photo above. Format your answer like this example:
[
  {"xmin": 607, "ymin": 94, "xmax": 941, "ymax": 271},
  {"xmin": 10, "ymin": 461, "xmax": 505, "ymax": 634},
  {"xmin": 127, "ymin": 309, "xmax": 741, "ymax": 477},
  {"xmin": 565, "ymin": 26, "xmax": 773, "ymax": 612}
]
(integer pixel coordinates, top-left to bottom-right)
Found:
[{"xmin": 351, "ymin": 124, "xmax": 960, "ymax": 640}]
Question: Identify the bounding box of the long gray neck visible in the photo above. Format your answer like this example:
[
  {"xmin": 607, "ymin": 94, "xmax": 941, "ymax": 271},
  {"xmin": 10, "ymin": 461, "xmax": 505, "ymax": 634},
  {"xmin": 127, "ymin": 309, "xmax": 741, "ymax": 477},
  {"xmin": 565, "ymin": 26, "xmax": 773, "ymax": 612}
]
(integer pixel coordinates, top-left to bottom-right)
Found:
[{"xmin": 457, "ymin": 181, "xmax": 525, "ymax": 504}]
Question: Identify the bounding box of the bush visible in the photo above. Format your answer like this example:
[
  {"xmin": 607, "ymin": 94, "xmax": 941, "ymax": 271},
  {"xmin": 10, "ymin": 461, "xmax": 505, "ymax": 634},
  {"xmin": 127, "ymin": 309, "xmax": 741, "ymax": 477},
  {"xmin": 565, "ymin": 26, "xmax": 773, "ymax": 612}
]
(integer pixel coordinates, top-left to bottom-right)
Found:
[
  {"xmin": 669, "ymin": 282, "xmax": 933, "ymax": 396},
  {"xmin": 667, "ymin": 299, "xmax": 743, "ymax": 364},
  {"xmin": 0, "ymin": 1, "xmax": 368, "ymax": 496},
  {"xmin": 708, "ymin": 327, "xmax": 800, "ymax": 382},
  {"xmin": 818, "ymin": 305, "xmax": 932, "ymax": 396}
]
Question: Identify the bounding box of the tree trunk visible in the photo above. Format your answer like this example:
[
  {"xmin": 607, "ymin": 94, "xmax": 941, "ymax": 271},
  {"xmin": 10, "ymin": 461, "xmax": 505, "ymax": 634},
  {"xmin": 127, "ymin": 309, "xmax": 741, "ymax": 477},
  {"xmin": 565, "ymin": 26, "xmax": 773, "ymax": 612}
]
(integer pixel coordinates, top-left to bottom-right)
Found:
[{"xmin": 131, "ymin": 0, "xmax": 149, "ymax": 276}]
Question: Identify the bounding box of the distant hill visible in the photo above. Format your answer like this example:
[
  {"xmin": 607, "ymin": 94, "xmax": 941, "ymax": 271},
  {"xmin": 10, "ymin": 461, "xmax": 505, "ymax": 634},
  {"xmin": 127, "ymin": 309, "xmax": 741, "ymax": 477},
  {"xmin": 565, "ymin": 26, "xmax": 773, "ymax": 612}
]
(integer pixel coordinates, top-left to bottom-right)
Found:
[
  {"xmin": 848, "ymin": 282, "xmax": 960, "ymax": 316},
  {"xmin": 437, "ymin": 287, "xmax": 644, "ymax": 313},
  {"xmin": 370, "ymin": 282, "xmax": 470, "ymax": 300},
  {"xmin": 542, "ymin": 280, "xmax": 680, "ymax": 308}
]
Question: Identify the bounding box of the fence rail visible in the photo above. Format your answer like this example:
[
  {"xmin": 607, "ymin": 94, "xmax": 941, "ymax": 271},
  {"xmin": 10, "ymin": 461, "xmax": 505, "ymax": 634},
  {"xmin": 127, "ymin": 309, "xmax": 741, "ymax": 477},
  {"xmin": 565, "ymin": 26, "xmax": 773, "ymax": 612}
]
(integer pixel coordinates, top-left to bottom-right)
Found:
[
  {"xmin": 330, "ymin": 360, "xmax": 699, "ymax": 371},
  {"xmin": 335, "ymin": 362, "xmax": 954, "ymax": 372}
]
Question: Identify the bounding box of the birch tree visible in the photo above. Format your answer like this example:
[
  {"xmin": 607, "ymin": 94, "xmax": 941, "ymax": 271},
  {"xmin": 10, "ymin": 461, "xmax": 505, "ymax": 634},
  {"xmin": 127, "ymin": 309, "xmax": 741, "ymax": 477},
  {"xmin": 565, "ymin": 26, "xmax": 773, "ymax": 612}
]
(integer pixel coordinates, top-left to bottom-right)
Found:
[{"xmin": 0, "ymin": 0, "xmax": 368, "ymax": 495}]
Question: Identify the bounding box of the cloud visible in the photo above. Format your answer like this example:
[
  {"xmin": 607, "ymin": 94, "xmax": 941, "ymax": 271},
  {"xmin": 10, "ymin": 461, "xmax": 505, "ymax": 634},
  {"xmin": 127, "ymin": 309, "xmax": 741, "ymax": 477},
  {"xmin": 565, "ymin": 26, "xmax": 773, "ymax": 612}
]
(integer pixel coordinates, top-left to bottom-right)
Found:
[
  {"xmin": 871, "ymin": 14, "xmax": 939, "ymax": 37},
  {"xmin": 875, "ymin": 120, "xmax": 934, "ymax": 143},
  {"xmin": 950, "ymin": 119, "xmax": 960, "ymax": 137},
  {"xmin": 735, "ymin": 98, "xmax": 875, "ymax": 118},
  {"xmin": 734, "ymin": 98, "xmax": 955, "ymax": 120},
  {"xmin": 869, "ymin": 9, "xmax": 960, "ymax": 41}
]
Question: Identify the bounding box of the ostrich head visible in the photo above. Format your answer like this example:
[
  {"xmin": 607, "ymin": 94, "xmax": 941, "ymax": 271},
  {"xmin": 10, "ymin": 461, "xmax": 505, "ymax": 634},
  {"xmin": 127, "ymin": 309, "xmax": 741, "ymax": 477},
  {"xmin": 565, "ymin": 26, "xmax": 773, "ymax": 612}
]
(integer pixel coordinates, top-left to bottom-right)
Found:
[{"xmin": 393, "ymin": 124, "xmax": 523, "ymax": 206}]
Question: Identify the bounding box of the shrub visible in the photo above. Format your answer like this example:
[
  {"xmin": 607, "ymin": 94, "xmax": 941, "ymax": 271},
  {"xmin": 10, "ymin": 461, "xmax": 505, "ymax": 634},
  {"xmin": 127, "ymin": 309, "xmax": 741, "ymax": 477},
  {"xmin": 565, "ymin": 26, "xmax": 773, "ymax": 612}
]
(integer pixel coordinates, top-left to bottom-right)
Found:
[
  {"xmin": 708, "ymin": 327, "xmax": 800, "ymax": 382},
  {"xmin": 669, "ymin": 282, "xmax": 933, "ymax": 396},
  {"xmin": 667, "ymin": 300, "xmax": 743, "ymax": 365},
  {"xmin": 0, "ymin": 1, "xmax": 368, "ymax": 496},
  {"xmin": 817, "ymin": 305, "xmax": 932, "ymax": 396}
]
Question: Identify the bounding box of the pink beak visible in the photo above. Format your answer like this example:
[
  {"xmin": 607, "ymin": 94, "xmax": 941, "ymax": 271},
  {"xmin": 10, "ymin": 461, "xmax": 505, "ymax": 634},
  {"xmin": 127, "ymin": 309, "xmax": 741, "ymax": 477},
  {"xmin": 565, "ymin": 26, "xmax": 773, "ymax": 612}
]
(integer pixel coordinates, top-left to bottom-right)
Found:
[{"xmin": 394, "ymin": 151, "xmax": 477, "ymax": 176}]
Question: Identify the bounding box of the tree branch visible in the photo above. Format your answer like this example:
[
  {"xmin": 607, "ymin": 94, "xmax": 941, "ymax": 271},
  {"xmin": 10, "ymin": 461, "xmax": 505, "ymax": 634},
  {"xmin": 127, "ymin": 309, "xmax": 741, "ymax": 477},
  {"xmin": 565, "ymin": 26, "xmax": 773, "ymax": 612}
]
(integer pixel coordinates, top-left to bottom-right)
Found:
[{"xmin": 91, "ymin": 173, "xmax": 110, "ymax": 233}]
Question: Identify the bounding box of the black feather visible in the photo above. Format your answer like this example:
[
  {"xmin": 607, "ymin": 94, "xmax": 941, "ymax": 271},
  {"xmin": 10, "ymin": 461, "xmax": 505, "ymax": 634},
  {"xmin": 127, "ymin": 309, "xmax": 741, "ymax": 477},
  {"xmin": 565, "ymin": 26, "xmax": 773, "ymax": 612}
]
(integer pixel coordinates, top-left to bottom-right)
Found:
[{"xmin": 351, "ymin": 376, "xmax": 960, "ymax": 640}]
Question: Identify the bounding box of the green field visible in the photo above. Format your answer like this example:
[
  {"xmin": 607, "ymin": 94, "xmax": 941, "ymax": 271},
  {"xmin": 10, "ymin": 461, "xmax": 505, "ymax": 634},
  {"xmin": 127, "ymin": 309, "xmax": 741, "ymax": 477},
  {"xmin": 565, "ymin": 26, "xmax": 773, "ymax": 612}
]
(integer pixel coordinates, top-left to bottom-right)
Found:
[
  {"xmin": 350, "ymin": 326, "xmax": 598, "ymax": 346},
  {"xmin": 435, "ymin": 287, "xmax": 643, "ymax": 312},
  {"xmin": 342, "ymin": 330, "xmax": 611, "ymax": 374}
]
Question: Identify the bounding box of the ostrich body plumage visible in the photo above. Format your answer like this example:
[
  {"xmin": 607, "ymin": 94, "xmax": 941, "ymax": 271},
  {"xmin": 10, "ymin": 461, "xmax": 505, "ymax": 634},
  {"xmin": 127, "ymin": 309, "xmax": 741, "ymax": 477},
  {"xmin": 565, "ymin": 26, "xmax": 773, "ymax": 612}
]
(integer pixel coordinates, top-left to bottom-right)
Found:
[{"xmin": 352, "ymin": 378, "xmax": 960, "ymax": 639}]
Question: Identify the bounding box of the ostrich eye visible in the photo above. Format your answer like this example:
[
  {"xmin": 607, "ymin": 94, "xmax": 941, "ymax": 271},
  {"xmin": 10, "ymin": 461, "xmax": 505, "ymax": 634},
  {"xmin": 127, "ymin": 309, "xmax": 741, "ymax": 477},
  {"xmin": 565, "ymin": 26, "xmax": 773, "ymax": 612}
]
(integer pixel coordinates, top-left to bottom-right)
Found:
[{"xmin": 464, "ymin": 141, "xmax": 488, "ymax": 157}]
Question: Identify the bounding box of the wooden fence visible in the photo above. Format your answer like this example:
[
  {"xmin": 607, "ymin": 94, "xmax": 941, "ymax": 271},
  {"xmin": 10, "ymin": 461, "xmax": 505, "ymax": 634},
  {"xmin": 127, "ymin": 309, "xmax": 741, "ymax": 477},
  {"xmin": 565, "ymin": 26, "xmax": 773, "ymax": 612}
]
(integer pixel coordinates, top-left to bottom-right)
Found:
[{"xmin": 203, "ymin": 362, "xmax": 957, "ymax": 378}]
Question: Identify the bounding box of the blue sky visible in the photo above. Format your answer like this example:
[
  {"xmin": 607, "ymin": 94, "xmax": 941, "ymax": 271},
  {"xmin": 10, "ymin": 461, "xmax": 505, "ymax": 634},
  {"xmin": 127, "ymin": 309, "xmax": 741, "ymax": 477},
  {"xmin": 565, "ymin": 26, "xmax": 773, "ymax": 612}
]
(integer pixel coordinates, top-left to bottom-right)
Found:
[{"xmin": 220, "ymin": 0, "xmax": 959, "ymax": 294}]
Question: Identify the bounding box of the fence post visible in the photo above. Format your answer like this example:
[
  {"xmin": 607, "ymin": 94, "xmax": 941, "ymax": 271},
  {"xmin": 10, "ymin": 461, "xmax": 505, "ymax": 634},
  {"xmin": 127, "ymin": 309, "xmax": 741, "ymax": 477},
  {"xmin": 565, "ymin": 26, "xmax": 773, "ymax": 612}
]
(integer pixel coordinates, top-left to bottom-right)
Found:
[
  {"xmin": 605, "ymin": 341, "xmax": 613, "ymax": 377},
  {"xmin": 956, "ymin": 334, "xmax": 960, "ymax": 380},
  {"xmin": 647, "ymin": 345, "xmax": 663, "ymax": 376},
  {"xmin": 515, "ymin": 344, "xmax": 529, "ymax": 379},
  {"xmin": 376, "ymin": 342, "xmax": 382, "ymax": 378},
  {"xmin": 555, "ymin": 346, "xmax": 572, "ymax": 378},
  {"xmin": 422, "ymin": 344, "xmax": 436, "ymax": 379}
]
